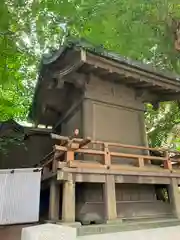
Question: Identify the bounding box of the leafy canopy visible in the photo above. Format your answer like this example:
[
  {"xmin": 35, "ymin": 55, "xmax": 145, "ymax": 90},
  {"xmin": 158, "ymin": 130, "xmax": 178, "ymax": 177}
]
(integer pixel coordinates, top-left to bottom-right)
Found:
[{"xmin": 0, "ymin": 0, "xmax": 180, "ymax": 147}]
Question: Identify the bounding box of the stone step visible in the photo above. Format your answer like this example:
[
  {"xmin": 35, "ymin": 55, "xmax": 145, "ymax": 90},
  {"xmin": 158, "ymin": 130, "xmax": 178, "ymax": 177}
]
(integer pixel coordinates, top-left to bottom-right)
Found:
[{"xmin": 77, "ymin": 218, "xmax": 180, "ymax": 236}]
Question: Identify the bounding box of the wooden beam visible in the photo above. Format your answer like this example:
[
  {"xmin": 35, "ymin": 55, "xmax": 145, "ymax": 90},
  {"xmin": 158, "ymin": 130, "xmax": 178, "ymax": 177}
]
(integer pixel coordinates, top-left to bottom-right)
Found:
[
  {"xmin": 68, "ymin": 160, "xmax": 107, "ymax": 169},
  {"xmin": 85, "ymin": 52, "xmax": 180, "ymax": 92},
  {"xmin": 60, "ymin": 165, "xmax": 180, "ymax": 176},
  {"xmin": 158, "ymin": 93, "xmax": 180, "ymax": 101},
  {"xmin": 110, "ymin": 151, "xmax": 166, "ymax": 161}
]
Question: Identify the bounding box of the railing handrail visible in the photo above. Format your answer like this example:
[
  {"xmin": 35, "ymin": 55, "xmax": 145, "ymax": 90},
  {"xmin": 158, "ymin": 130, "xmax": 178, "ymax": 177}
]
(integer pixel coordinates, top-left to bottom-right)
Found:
[
  {"xmin": 51, "ymin": 133, "xmax": 169, "ymax": 153},
  {"xmin": 55, "ymin": 145, "xmax": 167, "ymax": 161}
]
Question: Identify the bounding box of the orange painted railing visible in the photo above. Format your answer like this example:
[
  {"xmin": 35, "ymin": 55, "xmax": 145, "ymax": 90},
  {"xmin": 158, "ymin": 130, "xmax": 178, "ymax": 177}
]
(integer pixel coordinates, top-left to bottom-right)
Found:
[{"xmin": 40, "ymin": 134, "xmax": 178, "ymax": 172}]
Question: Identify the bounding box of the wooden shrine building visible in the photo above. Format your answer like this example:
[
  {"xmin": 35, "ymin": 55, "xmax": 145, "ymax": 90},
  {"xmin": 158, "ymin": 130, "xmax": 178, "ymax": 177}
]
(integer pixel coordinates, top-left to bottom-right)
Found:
[{"xmin": 29, "ymin": 39, "xmax": 180, "ymax": 224}]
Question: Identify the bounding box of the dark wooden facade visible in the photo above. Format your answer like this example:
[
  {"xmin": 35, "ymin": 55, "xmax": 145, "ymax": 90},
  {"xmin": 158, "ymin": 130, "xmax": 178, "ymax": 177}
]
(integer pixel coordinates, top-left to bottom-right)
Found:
[
  {"xmin": 0, "ymin": 120, "xmax": 53, "ymax": 169},
  {"xmin": 30, "ymin": 40, "xmax": 180, "ymax": 224}
]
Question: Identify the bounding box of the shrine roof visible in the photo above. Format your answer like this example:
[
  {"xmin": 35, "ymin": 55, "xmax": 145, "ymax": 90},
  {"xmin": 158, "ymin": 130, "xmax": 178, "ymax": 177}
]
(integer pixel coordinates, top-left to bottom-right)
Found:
[
  {"xmin": 42, "ymin": 38, "xmax": 180, "ymax": 81},
  {"xmin": 29, "ymin": 38, "xmax": 180, "ymax": 125}
]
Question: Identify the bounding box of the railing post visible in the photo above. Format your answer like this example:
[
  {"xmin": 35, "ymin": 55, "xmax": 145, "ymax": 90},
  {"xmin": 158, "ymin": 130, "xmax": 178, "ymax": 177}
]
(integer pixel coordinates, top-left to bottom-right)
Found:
[
  {"xmin": 104, "ymin": 143, "xmax": 111, "ymax": 168},
  {"xmin": 65, "ymin": 142, "xmax": 75, "ymax": 167},
  {"xmin": 137, "ymin": 157, "xmax": 145, "ymax": 167},
  {"xmin": 163, "ymin": 151, "xmax": 172, "ymax": 171}
]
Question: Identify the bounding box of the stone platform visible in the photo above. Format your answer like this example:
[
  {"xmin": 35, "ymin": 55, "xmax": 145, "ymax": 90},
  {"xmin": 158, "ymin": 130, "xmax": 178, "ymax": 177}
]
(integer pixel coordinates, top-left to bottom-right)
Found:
[
  {"xmin": 77, "ymin": 218, "xmax": 180, "ymax": 236},
  {"xmin": 1, "ymin": 218, "xmax": 180, "ymax": 240}
]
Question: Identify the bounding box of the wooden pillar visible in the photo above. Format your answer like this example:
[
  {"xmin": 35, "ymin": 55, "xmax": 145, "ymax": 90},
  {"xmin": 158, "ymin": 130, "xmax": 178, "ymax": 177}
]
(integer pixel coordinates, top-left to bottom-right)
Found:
[
  {"xmin": 49, "ymin": 179, "xmax": 60, "ymax": 220},
  {"xmin": 138, "ymin": 112, "xmax": 149, "ymax": 164},
  {"xmin": 168, "ymin": 178, "xmax": 180, "ymax": 219},
  {"xmin": 62, "ymin": 178, "xmax": 75, "ymax": 222},
  {"xmin": 103, "ymin": 175, "xmax": 117, "ymax": 222}
]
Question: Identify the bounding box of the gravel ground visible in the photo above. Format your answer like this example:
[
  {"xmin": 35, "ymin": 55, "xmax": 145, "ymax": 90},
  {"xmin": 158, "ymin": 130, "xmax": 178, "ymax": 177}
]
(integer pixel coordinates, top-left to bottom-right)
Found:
[{"xmin": 0, "ymin": 224, "xmax": 34, "ymax": 240}]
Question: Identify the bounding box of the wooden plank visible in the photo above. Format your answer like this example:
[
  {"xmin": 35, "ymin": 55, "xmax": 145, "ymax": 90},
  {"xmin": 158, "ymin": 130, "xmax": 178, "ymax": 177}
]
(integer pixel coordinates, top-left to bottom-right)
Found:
[{"xmin": 59, "ymin": 166, "xmax": 180, "ymax": 177}]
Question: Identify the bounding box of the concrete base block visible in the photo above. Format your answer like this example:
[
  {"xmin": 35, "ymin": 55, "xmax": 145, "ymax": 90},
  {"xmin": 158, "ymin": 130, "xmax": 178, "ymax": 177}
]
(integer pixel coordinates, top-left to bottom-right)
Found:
[{"xmin": 21, "ymin": 223, "xmax": 77, "ymax": 240}]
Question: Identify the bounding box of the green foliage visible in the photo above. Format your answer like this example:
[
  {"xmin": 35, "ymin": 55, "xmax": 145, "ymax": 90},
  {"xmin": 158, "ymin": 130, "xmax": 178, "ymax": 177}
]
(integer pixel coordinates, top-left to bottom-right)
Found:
[
  {"xmin": 0, "ymin": 0, "xmax": 180, "ymax": 148},
  {"xmin": 145, "ymin": 102, "xmax": 180, "ymax": 148},
  {"xmin": 0, "ymin": 134, "xmax": 25, "ymax": 155}
]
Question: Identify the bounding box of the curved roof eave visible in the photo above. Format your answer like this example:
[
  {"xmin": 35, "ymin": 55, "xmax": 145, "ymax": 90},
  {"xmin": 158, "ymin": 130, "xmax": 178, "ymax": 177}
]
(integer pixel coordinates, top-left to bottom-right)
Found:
[{"xmin": 40, "ymin": 38, "xmax": 180, "ymax": 82}]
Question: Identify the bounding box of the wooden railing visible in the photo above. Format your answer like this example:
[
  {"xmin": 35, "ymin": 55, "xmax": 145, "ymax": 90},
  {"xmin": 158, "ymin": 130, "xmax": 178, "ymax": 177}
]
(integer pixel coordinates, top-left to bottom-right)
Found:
[{"xmin": 38, "ymin": 134, "xmax": 180, "ymax": 174}]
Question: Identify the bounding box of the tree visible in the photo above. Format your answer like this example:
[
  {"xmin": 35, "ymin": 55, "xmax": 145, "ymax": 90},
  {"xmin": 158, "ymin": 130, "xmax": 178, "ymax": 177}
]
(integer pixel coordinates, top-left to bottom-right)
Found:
[{"xmin": 0, "ymin": 0, "xmax": 180, "ymax": 147}]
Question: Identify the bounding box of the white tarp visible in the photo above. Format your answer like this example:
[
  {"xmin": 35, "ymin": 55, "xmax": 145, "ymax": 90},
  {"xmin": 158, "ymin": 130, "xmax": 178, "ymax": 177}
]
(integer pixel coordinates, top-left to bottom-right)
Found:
[{"xmin": 0, "ymin": 168, "xmax": 41, "ymax": 225}]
